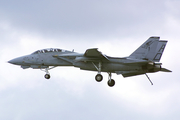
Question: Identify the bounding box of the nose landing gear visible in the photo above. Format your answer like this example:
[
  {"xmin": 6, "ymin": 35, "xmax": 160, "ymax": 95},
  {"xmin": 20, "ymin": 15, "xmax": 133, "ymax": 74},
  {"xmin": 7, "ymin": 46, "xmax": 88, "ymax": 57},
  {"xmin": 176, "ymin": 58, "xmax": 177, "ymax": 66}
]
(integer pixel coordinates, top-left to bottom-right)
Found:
[
  {"xmin": 44, "ymin": 68, "xmax": 51, "ymax": 79},
  {"xmin": 41, "ymin": 66, "xmax": 56, "ymax": 79}
]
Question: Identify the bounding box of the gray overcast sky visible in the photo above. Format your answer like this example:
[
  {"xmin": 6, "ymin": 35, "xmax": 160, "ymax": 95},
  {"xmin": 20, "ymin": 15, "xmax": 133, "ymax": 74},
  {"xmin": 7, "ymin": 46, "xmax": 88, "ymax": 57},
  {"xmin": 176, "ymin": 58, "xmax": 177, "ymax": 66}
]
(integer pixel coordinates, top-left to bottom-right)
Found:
[{"xmin": 0, "ymin": 0, "xmax": 179, "ymax": 120}]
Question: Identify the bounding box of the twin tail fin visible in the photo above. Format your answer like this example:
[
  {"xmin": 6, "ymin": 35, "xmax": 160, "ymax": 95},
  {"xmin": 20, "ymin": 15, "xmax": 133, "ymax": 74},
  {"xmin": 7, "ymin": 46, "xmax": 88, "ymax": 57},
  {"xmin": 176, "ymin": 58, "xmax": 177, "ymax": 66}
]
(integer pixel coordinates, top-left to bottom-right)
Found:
[{"xmin": 129, "ymin": 36, "xmax": 167, "ymax": 62}]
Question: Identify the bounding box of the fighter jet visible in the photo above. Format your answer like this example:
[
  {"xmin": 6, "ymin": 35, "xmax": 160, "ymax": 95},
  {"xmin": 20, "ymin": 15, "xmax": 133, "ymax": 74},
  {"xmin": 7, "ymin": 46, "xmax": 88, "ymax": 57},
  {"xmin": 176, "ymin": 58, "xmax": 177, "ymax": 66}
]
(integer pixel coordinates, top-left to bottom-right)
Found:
[{"xmin": 8, "ymin": 36, "xmax": 171, "ymax": 87}]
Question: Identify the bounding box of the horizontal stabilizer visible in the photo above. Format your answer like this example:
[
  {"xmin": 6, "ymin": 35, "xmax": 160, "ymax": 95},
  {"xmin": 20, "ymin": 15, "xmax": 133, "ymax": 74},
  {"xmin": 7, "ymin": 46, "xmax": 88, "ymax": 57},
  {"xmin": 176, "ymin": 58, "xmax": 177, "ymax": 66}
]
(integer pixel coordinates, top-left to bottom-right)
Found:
[
  {"xmin": 122, "ymin": 72, "xmax": 145, "ymax": 77},
  {"xmin": 161, "ymin": 68, "xmax": 172, "ymax": 72}
]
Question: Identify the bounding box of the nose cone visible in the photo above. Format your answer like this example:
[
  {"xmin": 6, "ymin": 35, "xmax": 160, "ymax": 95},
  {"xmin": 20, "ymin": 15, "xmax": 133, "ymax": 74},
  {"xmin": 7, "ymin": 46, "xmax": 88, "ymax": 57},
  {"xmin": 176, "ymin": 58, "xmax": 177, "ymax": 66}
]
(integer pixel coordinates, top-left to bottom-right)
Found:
[{"xmin": 8, "ymin": 57, "xmax": 23, "ymax": 65}]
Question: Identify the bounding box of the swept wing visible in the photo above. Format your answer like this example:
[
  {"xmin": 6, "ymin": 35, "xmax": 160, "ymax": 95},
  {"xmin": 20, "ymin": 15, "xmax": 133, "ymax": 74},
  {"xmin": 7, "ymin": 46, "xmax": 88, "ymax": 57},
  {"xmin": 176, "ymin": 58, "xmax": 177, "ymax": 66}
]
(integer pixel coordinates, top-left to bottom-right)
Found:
[
  {"xmin": 84, "ymin": 48, "xmax": 109, "ymax": 61},
  {"xmin": 54, "ymin": 48, "xmax": 109, "ymax": 63}
]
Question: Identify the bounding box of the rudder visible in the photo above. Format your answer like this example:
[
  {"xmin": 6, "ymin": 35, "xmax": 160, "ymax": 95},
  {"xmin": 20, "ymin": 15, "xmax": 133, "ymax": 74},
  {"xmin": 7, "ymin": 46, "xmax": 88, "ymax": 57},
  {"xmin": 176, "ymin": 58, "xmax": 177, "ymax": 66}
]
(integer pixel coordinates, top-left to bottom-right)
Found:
[{"xmin": 152, "ymin": 40, "xmax": 167, "ymax": 62}]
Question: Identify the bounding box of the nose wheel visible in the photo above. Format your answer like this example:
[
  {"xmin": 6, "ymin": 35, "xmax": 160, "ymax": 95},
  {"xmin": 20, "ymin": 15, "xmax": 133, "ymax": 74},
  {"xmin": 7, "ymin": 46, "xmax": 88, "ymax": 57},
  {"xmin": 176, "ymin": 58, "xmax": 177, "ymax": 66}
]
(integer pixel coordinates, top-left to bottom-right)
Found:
[{"xmin": 45, "ymin": 74, "xmax": 50, "ymax": 79}]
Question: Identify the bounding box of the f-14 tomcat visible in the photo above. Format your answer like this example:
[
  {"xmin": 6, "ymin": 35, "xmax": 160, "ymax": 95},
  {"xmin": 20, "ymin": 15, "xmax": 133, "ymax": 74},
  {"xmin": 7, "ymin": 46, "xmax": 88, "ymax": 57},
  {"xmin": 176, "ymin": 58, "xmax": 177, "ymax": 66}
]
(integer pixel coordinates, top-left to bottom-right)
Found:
[{"xmin": 8, "ymin": 37, "xmax": 171, "ymax": 87}]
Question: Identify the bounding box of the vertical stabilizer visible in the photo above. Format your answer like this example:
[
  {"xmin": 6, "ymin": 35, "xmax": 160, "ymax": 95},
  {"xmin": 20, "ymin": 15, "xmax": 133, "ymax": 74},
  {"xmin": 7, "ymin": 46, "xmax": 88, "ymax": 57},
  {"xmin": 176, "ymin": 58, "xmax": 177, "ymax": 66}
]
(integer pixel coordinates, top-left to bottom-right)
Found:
[
  {"xmin": 129, "ymin": 37, "xmax": 160, "ymax": 60},
  {"xmin": 129, "ymin": 37, "xmax": 168, "ymax": 62}
]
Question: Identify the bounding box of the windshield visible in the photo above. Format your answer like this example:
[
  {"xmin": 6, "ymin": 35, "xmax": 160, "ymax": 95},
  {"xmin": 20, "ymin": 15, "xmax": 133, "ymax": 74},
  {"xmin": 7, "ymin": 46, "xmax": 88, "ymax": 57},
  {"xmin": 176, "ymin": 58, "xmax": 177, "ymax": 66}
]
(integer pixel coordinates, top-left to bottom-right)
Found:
[{"xmin": 31, "ymin": 48, "xmax": 68, "ymax": 54}]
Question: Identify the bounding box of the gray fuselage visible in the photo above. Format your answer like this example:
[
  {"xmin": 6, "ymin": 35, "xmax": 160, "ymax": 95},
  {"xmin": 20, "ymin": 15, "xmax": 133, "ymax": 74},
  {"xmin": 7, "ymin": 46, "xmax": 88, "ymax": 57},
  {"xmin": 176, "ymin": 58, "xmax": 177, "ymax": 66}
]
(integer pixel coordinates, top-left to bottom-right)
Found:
[{"xmin": 9, "ymin": 48, "xmax": 158, "ymax": 74}]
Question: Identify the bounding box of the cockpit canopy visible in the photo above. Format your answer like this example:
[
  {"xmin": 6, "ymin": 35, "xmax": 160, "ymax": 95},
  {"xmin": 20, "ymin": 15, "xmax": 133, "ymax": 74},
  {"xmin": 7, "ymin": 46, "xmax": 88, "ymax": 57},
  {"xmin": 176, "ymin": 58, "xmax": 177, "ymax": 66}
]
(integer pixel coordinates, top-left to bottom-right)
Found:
[{"xmin": 31, "ymin": 48, "xmax": 70, "ymax": 54}]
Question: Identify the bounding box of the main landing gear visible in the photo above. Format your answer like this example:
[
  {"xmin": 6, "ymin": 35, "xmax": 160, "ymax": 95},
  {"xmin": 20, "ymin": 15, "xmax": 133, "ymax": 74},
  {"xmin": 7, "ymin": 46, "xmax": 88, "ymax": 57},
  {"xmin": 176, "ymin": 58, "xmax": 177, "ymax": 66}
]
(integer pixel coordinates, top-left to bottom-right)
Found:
[
  {"xmin": 93, "ymin": 62, "xmax": 115, "ymax": 87},
  {"xmin": 95, "ymin": 74, "xmax": 103, "ymax": 82},
  {"xmin": 95, "ymin": 72, "xmax": 115, "ymax": 87},
  {"xmin": 107, "ymin": 72, "xmax": 115, "ymax": 87}
]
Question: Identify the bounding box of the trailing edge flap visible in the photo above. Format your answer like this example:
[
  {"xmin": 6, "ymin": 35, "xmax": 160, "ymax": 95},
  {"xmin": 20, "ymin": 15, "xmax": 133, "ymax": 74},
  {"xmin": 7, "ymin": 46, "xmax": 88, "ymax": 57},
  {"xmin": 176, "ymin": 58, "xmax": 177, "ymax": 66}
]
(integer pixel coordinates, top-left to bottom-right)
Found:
[
  {"xmin": 121, "ymin": 72, "xmax": 145, "ymax": 77},
  {"xmin": 84, "ymin": 48, "xmax": 109, "ymax": 61}
]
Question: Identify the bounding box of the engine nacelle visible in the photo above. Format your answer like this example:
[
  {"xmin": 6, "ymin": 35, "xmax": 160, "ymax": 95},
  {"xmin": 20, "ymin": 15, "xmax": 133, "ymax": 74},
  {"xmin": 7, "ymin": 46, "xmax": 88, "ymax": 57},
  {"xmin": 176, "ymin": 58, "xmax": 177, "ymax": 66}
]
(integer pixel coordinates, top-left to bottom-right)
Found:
[
  {"xmin": 153, "ymin": 64, "xmax": 161, "ymax": 71},
  {"xmin": 148, "ymin": 64, "xmax": 161, "ymax": 72},
  {"xmin": 73, "ymin": 61, "xmax": 96, "ymax": 71},
  {"xmin": 142, "ymin": 63, "xmax": 162, "ymax": 72}
]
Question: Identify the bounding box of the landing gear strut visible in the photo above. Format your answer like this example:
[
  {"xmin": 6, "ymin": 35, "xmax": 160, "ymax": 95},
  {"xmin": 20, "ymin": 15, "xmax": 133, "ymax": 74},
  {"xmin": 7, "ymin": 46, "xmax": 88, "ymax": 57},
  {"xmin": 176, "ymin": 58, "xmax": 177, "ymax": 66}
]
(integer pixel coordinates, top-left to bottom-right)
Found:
[
  {"xmin": 44, "ymin": 68, "xmax": 50, "ymax": 79},
  {"xmin": 93, "ymin": 62, "xmax": 103, "ymax": 82}
]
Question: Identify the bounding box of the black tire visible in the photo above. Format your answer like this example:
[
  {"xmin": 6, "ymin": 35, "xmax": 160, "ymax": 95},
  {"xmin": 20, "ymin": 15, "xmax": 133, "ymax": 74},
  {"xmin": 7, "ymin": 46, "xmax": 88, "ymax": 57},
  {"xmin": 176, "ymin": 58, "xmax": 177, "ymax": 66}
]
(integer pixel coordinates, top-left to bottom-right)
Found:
[
  {"xmin": 95, "ymin": 74, "xmax": 103, "ymax": 82},
  {"xmin": 45, "ymin": 74, "xmax": 50, "ymax": 79},
  {"xmin": 107, "ymin": 79, "xmax": 115, "ymax": 87}
]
